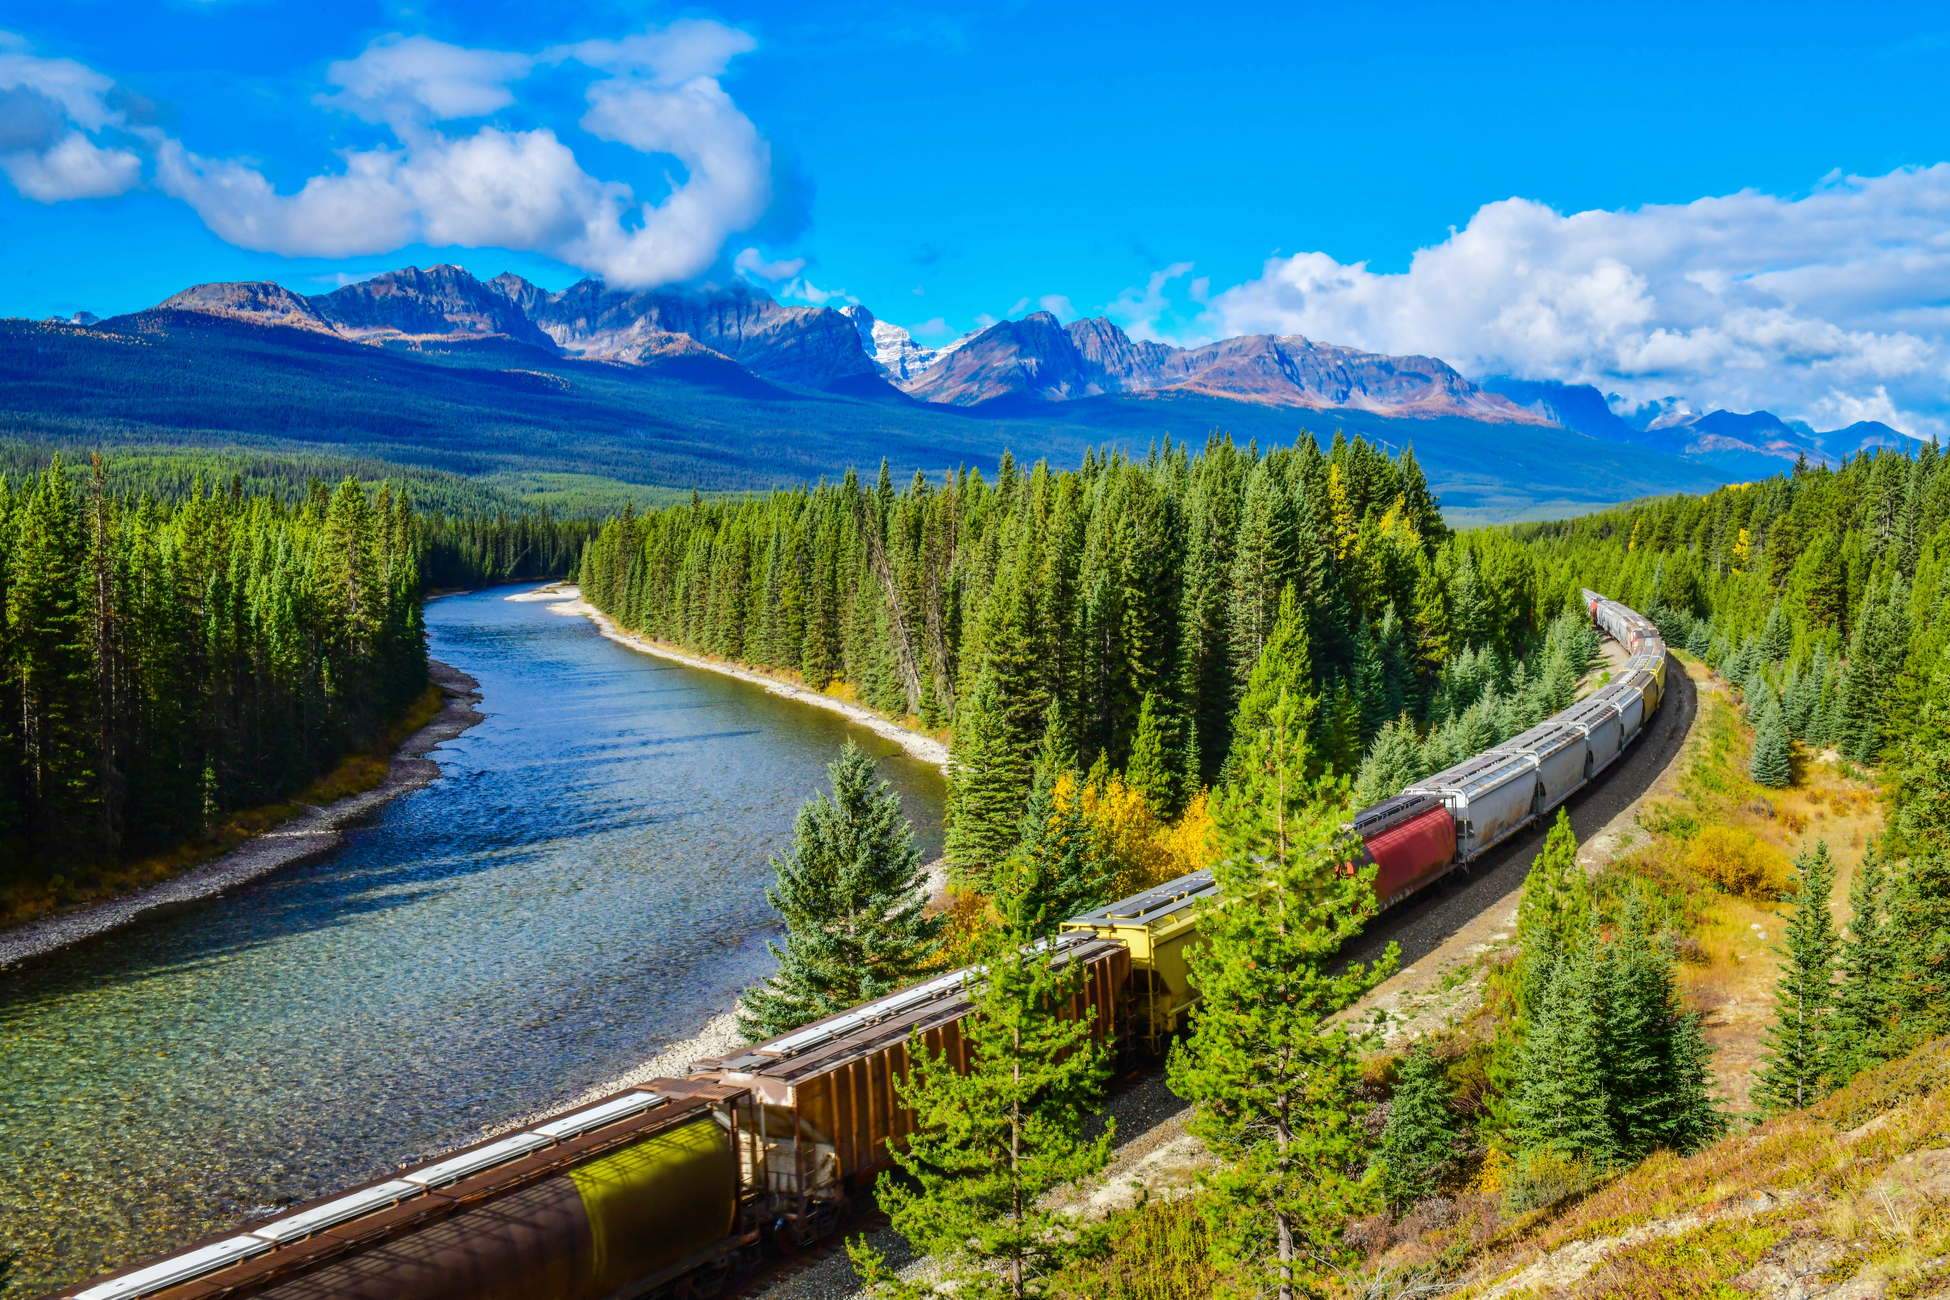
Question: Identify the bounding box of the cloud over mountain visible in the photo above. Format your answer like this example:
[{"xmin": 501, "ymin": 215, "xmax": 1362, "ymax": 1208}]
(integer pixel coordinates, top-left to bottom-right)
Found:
[
  {"xmin": 0, "ymin": 34, "xmax": 141, "ymax": 201},
  {"xmin": 2, "ymin": 22, "xmax": 771, "ymax": 291},
  {"xmin": 1178, "ymin": 165, "xmax": 1950, "ymax": 435}
]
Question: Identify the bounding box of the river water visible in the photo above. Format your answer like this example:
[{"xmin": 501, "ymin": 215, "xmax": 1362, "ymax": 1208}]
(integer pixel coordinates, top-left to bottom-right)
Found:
[{"xmin": 0, "ymin": 588, "xmax": 946, "ymax": 1295}]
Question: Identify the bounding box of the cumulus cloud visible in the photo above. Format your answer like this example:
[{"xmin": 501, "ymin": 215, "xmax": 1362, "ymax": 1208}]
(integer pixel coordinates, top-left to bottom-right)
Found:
[
  {"xmin": 320, "ymin": 35, "xmax": 533, "ymax": 125},
  {"xmin": 1037, "ymin": 293, "xmax": 1076, "ymax": 321},
  {"xmin": 1164, "ymin": 167, "xmax": 1950, "ymax": 433},
  {"xmin": 152, "ymin": 20, "xmax": 771, "ymax": 289},
  {"xmin": 0, "ymin": 37, "xmax": 141, "ymax": 200}
]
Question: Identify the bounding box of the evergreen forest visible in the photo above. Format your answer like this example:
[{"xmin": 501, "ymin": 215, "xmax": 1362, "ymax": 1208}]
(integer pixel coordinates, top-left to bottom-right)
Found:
[
  {"xmin": 0, "ymin": 453, "xmax": 595, "ymax": 892},
  {"xmin": 574, "ymin": 432, "xmax": 1592, "ymax": 886}
]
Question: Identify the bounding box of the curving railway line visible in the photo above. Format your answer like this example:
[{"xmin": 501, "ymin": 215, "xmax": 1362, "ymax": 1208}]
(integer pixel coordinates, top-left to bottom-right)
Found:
[{"xmin": 51, "ymin": 591, "xmax": 1673, "ymax": 1300}]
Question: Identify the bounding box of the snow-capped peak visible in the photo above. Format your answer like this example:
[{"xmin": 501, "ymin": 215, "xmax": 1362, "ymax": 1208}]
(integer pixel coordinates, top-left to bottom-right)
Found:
[{"xmin": 839, "ymin": 305, "xmax": 966, "ymax": 383}]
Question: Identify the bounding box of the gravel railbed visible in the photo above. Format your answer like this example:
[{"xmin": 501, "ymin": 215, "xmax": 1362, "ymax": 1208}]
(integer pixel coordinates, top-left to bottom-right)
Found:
[{"xmin": 0, "ymin": 660, "xmax": 485, "ymax": 970}]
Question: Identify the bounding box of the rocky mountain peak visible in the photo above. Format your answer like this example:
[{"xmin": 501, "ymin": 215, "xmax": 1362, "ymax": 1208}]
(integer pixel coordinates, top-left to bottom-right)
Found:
[
  {"xmin": 158, "ymin": 281, "xmax": 340, "ymax": 336},
  {"xmin": 307, "ymin": 265, "xmax": 556, "ymax": 349}
]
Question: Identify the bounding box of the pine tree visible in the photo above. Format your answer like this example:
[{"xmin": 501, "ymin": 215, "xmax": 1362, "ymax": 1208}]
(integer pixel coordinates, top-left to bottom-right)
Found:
[
  {"xmin": 1752, "ymin": 841, "xmax": 1839, "ymax": 1114},
  {"xmin": 851, "ymin": 925, "xmax": 1113, "ymax": 1300},
  {"xmin": 1372, "ymin": 1043, "xmax": 1459, "ymax": 1212},
  {"xmin": 1661, "ymin": 1006, "xmax": 1727, "ymax": 1154},
  {"xmin": 1749, "ymin": 690, "xmax": 1794, "ymax": 788},
  {"xmin": 1124, "ymin": 691, "xmax": 1174, "ymax": 818},
  {"xmin": 1510, "ymin": 922, "xmax": 1613, "ymax": 1162},
  {"xmin": 1825, "ymin": 840, "xmax": 1890, "ymax": 1085},
  {"xmin": 1223, "ymin": 584, "xmax": 1315, "ymax": 781},
  {"xmin": 1353, "ymin": 714, "xmax": 1426, "ymax": 808},
  {"xmin": 1167, "ymin": 684, "xmax": 1396, "ymax": 1300},
  {"xmin": 997, "ymin": 765, "xmax": 1111, "ymax": 937},
  {"xmin": 1514, "ymin": 808, "xmax": 1590, "ymax": 1017},
  {"xmin": 740, "ymin": 742, "xmax": 945, "ymax": 1040}
]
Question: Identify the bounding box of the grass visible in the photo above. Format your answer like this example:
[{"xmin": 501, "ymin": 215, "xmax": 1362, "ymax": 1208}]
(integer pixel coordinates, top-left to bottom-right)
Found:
[{"xmin": 0, "ymin": 682, "xmax": 447, "ymax": 930}]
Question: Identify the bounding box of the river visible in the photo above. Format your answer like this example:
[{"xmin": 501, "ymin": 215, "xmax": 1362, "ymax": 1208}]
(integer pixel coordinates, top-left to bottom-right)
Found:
[{"xmin": 0, "ymin": 587, "xmax": 947, "ymax": 1295}]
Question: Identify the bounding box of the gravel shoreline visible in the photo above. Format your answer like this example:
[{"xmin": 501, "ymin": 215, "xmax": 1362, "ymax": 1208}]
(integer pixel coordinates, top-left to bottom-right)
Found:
[
  {"xmin": 0, "ymin": 659, "xmax": 485, "ymax": 971},
  {"xmin": 527, "ymin": 584, "xmax": 950, "ymax": 773}
]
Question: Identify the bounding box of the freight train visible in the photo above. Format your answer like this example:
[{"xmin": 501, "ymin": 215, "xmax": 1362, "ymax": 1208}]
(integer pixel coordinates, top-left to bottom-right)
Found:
[{"xmin": 56, "ymin": 590, "xmax": 1665, "ymax": 1300}]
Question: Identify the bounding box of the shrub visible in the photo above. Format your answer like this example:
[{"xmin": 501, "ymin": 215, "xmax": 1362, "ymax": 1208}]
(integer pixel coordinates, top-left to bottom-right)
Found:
[
  {"xmin": 1638, "ymin": 801, "xmax": 1700, "ymax": 839},
  {"xmin": 1501, "ymin": 1148, "xmax": 1601, "ymax": 1213},
  {"xmin": 1686, "ymin": 825, "xmax": 1791, "ymax": 899}
]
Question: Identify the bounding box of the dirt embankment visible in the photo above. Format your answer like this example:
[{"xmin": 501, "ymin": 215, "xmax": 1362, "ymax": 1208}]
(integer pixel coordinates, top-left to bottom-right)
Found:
[{"xmin": 0, "ymin": 662, "xmax": 485, "ymax": 970}]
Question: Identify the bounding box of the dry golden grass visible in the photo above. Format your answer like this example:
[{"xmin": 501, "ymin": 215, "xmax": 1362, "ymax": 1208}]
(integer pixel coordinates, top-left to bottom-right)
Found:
[{"xmin": 0, "ymin": 682, "xmax": 447, "ymax": 930}]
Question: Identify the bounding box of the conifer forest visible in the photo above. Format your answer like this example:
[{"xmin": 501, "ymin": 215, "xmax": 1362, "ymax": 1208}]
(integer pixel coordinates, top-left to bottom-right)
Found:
[{"xmin": 0, "ymin": 456, "xmax": 594, "ymax": 890}]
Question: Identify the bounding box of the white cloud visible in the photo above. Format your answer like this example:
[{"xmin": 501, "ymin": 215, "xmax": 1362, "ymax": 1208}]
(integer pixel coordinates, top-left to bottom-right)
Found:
[
  {"xmin": 734, "ymin": 247, "xmax": 807, "ymax": 281},
  {"xmin": 1108, "ymin": 261, "xmax": 1194, "ymax": 341},
  {"xmin": 550, "ymin": 19, "xmax": 757, "ymax": 84},
  {"xmin": 0, "ymin": 39, "xmax": 140, "ymax": 200},
  {"xmin": 910, "ymin": 316, "xmax": 951, "ymax": 337},
  {"xmin": 1182, "ymin": 166, "xmax": 1950, "ymax": 433},
  {"xmin": 321, "ymin": 35, "xmax": 533, "ymax": 126},
  {"xmin": 1037, "ymin": 293, "xmax": 1075, "ymax": 321},
  {"xmin": 775, "ymin": 275, "xmax": 854, "ymax": 306},
  {"xmin": 154, "ymin": 20, "xmax": 770, "ymax": 290}
]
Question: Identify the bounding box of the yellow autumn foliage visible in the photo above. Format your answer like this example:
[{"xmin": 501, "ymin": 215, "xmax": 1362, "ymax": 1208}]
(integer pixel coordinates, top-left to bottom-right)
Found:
[
  {"xmin": 1055, "ymin": 773, "xmax": 1219, "ymax": 902},
  {"xmin": 1686, "ymin": 824, "xmax": 1790, "ymax": 900}
]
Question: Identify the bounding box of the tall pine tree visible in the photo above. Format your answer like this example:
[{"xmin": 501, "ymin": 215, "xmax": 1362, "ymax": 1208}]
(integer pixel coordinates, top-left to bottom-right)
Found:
[
  {"xmin": 851, "ymin": 924, "xmax": 1113, "ymax": 1300},
  {"xmin": 740, "ymin": 742, "xmax": 944, "ymax": 1039},
  {"xmin": 1753, "ymin": 841, "xmax": 1839, "ymax": 1113},
  {"xmin": 1167, "ymin": 684, "xmax": 1395, "ymax": 1300}
]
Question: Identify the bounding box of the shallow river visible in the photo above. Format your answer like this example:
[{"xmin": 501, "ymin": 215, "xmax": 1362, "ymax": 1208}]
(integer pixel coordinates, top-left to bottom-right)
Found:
[{"xmin": 0, "ymin": 587, "xmax": 946, "ymax": 1294}]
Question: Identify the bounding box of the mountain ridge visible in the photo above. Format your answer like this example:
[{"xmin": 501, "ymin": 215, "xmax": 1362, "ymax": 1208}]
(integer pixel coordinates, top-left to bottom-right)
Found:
[{"xmin": 139, "ymin": 264, "xmax": 1555, "ymax": 426}]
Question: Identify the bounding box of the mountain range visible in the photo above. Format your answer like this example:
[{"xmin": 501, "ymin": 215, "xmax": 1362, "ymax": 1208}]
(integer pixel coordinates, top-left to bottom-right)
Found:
[
  {"xmin": 4, "ymin": 263, "xmax": 1925, "ymax": 523},
  {"xmin": 1481, "ymin": 377, "xmax": 1925, "ymax": 480},
  {"xmin": 154, "ymin": 264, "xmax": 1549, "ymax": 425}
]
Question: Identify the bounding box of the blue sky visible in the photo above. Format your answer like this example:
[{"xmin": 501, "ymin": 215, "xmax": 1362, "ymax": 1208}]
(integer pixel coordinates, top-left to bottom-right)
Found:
[{"xmin": 5, "ymin": 1, "xmax": 1950, "ymax": 432}]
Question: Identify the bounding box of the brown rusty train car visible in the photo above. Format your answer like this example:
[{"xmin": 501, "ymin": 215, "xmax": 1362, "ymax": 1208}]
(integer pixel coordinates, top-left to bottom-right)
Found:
[
  {"xmin": 56, "ymin": 937, "xmax": 1130, "ymax": 1300},
  {"xmin": 691, "ymin": 932, "xmax": 1129, "ymax": 1246}
]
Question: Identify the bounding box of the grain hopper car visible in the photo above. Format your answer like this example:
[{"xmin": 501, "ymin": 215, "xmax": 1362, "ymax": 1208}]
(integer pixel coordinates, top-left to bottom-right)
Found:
[{"xmin": 53, "ymin": 590, "xmax": 1664, "ymax": 1300}]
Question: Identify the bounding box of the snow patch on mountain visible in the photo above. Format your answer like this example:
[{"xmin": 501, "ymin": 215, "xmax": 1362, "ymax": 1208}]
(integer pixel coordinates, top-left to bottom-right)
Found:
[{"xmin": 839, "ymin": 305, "xmax": 966, "ymax": 383}]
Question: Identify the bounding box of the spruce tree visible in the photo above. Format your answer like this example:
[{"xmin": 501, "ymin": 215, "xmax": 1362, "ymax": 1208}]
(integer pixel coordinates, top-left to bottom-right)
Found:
[
  {"xmin": 1124, "ymin": 691, "xmax": 1174, "ymax": 818},
  {"xmin": 1372, "ymin": 1043, "xmax": 1459, "ymax": 1212},
  {"xmin": 1223, "ymin": 584, "xmax": 1316, "ymax": 781},
  {"xmin": 1510, "ymin": 923, "xmax": 1613, "ymax": 1162},
  {"xmin": 1167, "ymin": 684, "xmax": 1396, "ymax": 1300},
  {"xmin": 851, "ymin": 924, "xmax": 1113, "ymax": 1300},
  {"xmin": 1749, "ymin": 691, "xmax": 1794, "ymax": 788},
  {"xmin": 740, "ymin": 742, "xmax": 945, "ymax": 1040},
  {"xmin": 1515, "ymin": 809, "xmax": 1590, "ymax": 1017},
  {"xmin": 997, "ymin": 764, "xmax": 1110, "ymax": 937},
  {"xmin": 1753, "ymin": 841, "xmax": 1839, "ymax": 1114},
  {"xmin": 1353, "ymin": 714, "xmax": 1426, "ymax": 808},
  {"xmin": 1825, "ymin": 840, "xmax": 1890, "ymax": 1085}
]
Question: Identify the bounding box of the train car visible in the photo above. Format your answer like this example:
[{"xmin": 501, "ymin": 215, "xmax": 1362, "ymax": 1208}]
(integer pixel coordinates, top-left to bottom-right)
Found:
[
  {"xmin": 1345, "ymin": 793, "xmax": 1457, "ymax": 907},
  {"xmin": 1562, "ymin": 685, "xmax": 1628, "ymax": 778},
  {"xmin": 61, "ymin": 1080, "xmax": 765, "ymax": 1300},
  {"xmin": 692, "ymin": 932, "xmax": 1129, "ymax": 1233},
  {"xmin": 1490, "ymin": 720, "xmax": 1589, "ymax": 817},
  {"xmin": 1060, "ymin": 871, "xmax": 1217, "ymax": 1054},
  {"xmin": 1401, "ymin": 750, "xmax": 1538, "ymax": 862}
]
